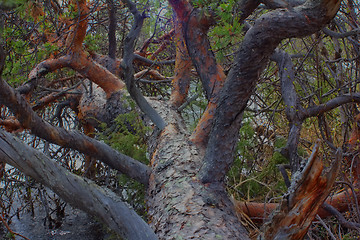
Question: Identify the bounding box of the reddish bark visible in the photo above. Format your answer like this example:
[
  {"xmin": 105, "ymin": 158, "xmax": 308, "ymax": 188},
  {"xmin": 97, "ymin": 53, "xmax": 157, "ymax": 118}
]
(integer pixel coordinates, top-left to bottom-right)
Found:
[
  {"xmin": 234, "ymin": 114, "xmax": 360, "ymax": 224},
  {"xmin": 83, "ymin": 123, "xmax": 97, "ymax": 177},
  {"xmin": 69, "ymin": 51, "xmax": 125, "ymax": 96},
  {"xmin": 0, "ymin": 116, "xmax": 23, "ymax": 132},
  {"xmin": 169, "ymin": 1, "xmax": 226, "ymax": 147},
  {"xmin": 66, "ymin": 0, "xmax": 89, "ymax": 52},
  {"xmin": 139, "ymin": 29, "xmax": 175, "ymax": 56},
  {"xmin": 30, "ymin": 53, "xmax": 125, "ymax": 97},
  {"xmin": 0, "ymin": 78, "xmax": 150, "ymax": 185},
  {"xmin": 170, "ymin": 19, "xmax": 191, "ymax": 108},
  {"xmin": 234, "ymin": 181, "xmax": 360, "ymax": 223},
  {"xmin": 32, "ymin": 91, "xmax": 67, "ymax": 111},
  {"xmin": 28, "ymin": 1, "xmax": 125, "ymax": 98},
  {"xmin": 259, "ymin": 144, "xmax": 340, "ymax": 239},
  {"xmin": 134, "ymin": 69, "xmax": 167, "ymax": 80}
]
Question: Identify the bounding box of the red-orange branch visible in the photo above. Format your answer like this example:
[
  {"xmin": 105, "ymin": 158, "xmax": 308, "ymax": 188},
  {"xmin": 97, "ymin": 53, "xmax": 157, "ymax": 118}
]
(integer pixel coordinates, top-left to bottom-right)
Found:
[
  {"xmin": 170, "ymin": 19, "xmax": 191, "ymax": 108},
  {"xmin": 235, "ymin": 113, "xmax": 360, "ymax": 224},
  {"xmin": 260, "ymin": 145, "xmax": 341, "ymax": 239},
  {"xmin": 169, "ymin": 1, "xmax": 226, "ymax": 147},
  {"xmin": 234, "ymin": 181, "xmax": 360, "ymax": 224},
  {"xmin": 29, "ymin": 1, "xmax": 124, "ymax": 97},
  {"xmin": 67, "ymin": 0, "xmax": 89, "ymax": 52},
  {"xmin": 134, "ymin": 69, "xmax": 167, "ymax": 80},
  {"xmin": 30, "ymin": 53, "xmax": 125, "ymax": 97},
  {"xmin": 0, "ymin": 117, "xmax": 23, "ymax": 132},
  {"xmin": 168, "ymin": 0, "xmax": 192, "ymax": 24},
  {"xmin": 69, "ymin": 51, "xmax": 125, "ymax": 96}
]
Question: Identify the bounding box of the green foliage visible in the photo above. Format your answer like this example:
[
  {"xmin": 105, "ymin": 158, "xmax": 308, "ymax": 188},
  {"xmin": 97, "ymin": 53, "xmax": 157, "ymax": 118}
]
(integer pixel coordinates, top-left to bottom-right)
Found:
[
  {"xmin": 191, "ymin": 0, "xmax": 244, "ymax": 61},
  {"xmin": 84, "ymin": 34, "xmax": 103, "ymax": 53},
  {"xmin": 0, "ymin": 0, "xmax": 26, "ymax": 9},
  {"xmin": 227, "ymin": 118, "xmax": 288, "ymax": 200},
  {"xmin": 102, "ymin": 112, "xmax": 149, "ymax": 163},
  {"xmin": 99, "ymin": 107, "xmax": 150, "ymax": 218}
]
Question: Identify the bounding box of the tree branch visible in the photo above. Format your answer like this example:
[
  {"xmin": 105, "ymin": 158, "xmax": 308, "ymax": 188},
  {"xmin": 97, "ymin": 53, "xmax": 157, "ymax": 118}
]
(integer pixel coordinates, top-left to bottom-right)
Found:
[
  {"xmin": 169, "ymin": 17, "xmax": 191, "ymax": 109},
  {"xmin": 107, "ymin": 0, "xmax": 117, "ymax": 59},
  {"xmin": 237, "ymin": 0, "xmax": 261, "ymax": 22},
  {"xmin": 169, "ymin": 1, "xmax": 226, "ymax": 147},
  {"xmin": 260, "ymin": 144, "xmax": 341, "ymax": 239},
  {"xmin": 272, "ymin": 50, "xmax": 304, "ymax": 171},
  {"xmin": 121, "ymin": 0, "xmax": 166, "ymax": 130},
  {"xmin": 200, "ymin": 0, "xmax": 342, "ymax": 183},
  {"xmin": 0, "ymin": 129, "xmax": 157, "ymax": 240},
  {"xmin": 323, "ymin": 27, "xmax": 360, "ymax": 38},
  {"xmin": 304, "ymin": 94, "xmax": 360, "ymax": 118},
  {"xmin": 0, "ymin": 77, "xmax": 150, "ymax": 185}
]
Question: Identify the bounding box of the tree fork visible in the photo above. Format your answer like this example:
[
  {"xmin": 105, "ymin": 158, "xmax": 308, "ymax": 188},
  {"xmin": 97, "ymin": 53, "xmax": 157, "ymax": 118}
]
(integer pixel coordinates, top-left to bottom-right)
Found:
[{"xmin": 200, "ymin": 0, "xmax": 342, "ymax": 184}]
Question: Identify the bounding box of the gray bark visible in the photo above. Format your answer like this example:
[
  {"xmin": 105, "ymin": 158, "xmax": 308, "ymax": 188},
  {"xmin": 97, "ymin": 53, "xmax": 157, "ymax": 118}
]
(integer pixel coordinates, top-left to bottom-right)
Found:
[
  {"xmin": 146, "ymin": 99, "xmax": 250, "ymax": 239},
  {"xmin": 0, "ymin": 129, "xmax": 157, "ymax": 240}
]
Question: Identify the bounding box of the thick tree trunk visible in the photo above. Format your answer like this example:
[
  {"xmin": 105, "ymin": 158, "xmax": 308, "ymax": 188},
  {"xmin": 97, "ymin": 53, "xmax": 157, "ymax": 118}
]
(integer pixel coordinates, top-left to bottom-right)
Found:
[{"xmin": 146, "ymin": 99, "xmax": 249, "ymax": 239}]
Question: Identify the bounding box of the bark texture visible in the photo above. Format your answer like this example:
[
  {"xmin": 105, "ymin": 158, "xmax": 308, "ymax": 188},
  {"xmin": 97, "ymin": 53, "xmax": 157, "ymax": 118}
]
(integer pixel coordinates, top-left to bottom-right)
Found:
[
  {"xmin": 146, "ymin": 99, "xmax": 249, "ymax": 239},
  {"xmin": 201, "ymin": 0, "xmax": 342, "ymax": 183},
  {"xmin": 0, "ymin": 78, "xmax": 150, "ymax": 185}
]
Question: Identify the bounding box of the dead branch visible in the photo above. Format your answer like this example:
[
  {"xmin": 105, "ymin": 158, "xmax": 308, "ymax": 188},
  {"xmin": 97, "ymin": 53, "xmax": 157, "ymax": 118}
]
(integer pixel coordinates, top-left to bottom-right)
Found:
[
  {"xmin": 259, "ymin": 143, "xmax": 341, "ymax": 239},
  {"xmin": 0, "ymin": 129, "xmax": 157, "ymax": 240}
]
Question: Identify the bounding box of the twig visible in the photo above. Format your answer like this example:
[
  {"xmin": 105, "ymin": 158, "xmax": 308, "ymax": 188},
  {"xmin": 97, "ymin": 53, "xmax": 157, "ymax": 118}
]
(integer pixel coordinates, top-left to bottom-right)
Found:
[{"xmin": 0, "ymin": 213, "xmax": 31, "ymax": 240}]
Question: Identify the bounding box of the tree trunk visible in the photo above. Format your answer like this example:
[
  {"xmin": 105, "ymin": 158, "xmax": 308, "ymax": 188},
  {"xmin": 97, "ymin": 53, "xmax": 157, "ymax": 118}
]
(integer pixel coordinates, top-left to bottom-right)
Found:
[{"xmin": 146, "ymin": 99, "xmax": 249, "ymax": 239}]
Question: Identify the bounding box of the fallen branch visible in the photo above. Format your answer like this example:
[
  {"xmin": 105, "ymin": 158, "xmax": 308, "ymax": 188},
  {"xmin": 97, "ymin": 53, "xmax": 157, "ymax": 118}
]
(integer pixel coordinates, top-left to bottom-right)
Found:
[{"xmin": 0, "ymin": 129, "xmax": 157, "ymax": 240}]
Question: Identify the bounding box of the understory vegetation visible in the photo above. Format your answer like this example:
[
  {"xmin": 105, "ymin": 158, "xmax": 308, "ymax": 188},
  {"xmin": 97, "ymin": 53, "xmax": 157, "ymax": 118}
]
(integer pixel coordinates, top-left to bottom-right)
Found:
[{"xmin": 0, "ymin": 0, "xmax": 359, "ymax": 239}]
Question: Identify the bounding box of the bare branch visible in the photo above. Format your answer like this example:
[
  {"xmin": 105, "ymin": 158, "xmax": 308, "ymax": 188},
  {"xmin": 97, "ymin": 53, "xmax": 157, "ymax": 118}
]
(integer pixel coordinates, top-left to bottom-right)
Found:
[
  {"xmin": 272, "ymin": 50, "xmax": 304, "ymax": 171},
  {"xmin": 0, "ymin": 78, "xmax": 150, "ymax": 185},
  {"xmin": 107, "ymin": 0, "xmax": 117, "ymax": 59},
  {"xmin": 323, "ymin": 27, "xmax": 360, "ymax": 38},
  {"xmin": 122, "ymin": 0, "xmax": 166, "ymax": 130},
  {"xmin": 323, "ymin": 203, "xmax": 360, "ymax": 231},
  {"xmin": 0, "ymin": 129, "xmax": 157, "ymax": 240},
  {"xmin": 304, "ymin": 94, "xmax": 360, "ymax": 118}
]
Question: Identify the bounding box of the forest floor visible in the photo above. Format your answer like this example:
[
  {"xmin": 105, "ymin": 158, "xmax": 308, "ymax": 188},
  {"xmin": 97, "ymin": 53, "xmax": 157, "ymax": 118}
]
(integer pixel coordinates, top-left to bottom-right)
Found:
[{"xmin": 0, "ymin": 191, "xmax": 115, "ymax": 240}]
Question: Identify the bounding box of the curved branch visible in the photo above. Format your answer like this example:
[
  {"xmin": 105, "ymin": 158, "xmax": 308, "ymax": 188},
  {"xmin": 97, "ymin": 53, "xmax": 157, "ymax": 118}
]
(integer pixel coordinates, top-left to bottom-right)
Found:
[
  {"xmin": 29, "ymin": 53, "xmax": 125, "ymax": 97},
  {"xmin": 200, "ymin": 0, "xmax": 342, "ymax": 183},
  {"xmin": 304, "ymin": 94, "xmax": 360, "ymax": 118},
  {"xmin": 0, "ymin": 78, "xmax": 150, "ymax": 185},
  {"xmin": 169, "ymin": 1, "xmax": 226, "ymax": 147},
  {"xmin": 272, "ymin": 50, "xmax": 304, "ymax": 171},
  {"xmin": 121, "ymin": 0, "xmax": 166, "ymax": 130},
  {"xmin": 323, "ymin": 27, "xmax": 360, "ymax": 38},
  {"xmin": 67, "ymin": 0, "xmax": 89, "ymax": 52},
  {"xmin": 0, "ymin": 129, "xmax": 157, "ymax": 240}
]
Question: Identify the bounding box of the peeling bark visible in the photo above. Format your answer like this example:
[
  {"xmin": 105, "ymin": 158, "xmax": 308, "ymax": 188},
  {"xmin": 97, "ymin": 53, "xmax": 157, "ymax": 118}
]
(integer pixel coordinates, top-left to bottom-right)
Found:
[
  {"xmin": 169, "ymin": 18, "xmax": 191, "ymax": 109},
  {"xmin": 259, "ymin": 144, "xmax": 341, "ymax": 239},
  {"xmin": 169, "ymin": 1, "xmax": 226, "ymax": 147},
  {"xmin": 146, "ymin": 99, "xmax": 249, "ymax": 239}
]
